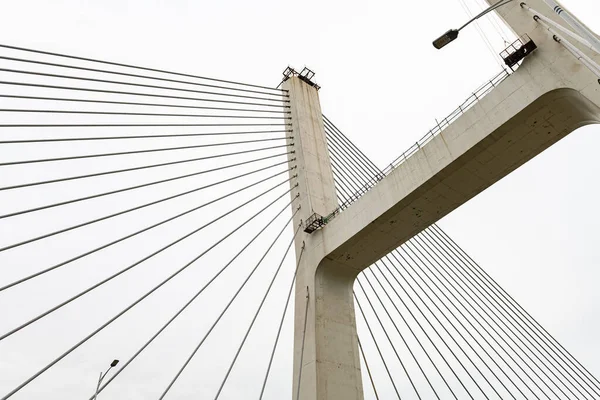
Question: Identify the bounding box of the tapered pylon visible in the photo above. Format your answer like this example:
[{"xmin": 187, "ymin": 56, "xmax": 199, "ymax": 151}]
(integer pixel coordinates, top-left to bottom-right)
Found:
[{"xmin": 284, "ymin": 73, "xmax": 365, "ymax": 400}]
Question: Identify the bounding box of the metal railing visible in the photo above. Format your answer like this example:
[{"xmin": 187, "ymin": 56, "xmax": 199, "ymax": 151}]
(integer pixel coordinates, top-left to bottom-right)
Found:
[
  {"xmin": 382, "ymin": 68, "xmax": 511, "ymax": 175},
  {"xmin": 322, "ymin": 67, "xmax": 513, "ymax": 226}
]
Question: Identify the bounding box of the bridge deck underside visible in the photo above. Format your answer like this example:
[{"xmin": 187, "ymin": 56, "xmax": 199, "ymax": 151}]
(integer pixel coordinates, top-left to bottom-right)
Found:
[{"xmin": 322, "ymin": 69, "xmax": 600, "ymax": 274}]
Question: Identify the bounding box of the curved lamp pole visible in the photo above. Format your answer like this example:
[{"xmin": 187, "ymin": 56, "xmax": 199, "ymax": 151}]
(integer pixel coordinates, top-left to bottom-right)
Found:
[
  {"xmin": 433, "ymin": 0, "xmax": 515, "ymax": 49},
  {"xmin": 93, "ymin": 359, "xmax": 119, "ymax": 399}
]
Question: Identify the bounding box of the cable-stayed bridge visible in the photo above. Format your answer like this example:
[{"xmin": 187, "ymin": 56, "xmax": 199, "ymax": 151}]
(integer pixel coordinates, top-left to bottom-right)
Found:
[{"xmin": 1, "ymin": 0, "xmax": 600, "ymax": 399}]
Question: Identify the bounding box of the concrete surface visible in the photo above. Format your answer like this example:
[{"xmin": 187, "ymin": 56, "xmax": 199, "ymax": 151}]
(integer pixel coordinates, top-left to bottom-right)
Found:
[
  {"xmin": 288, "ymin": 1, "xmax": 600, "ymax": 398},
  {"xmin": 321, "ymin": 0, "xmax": 600, "ymax": 276},
  {"xmin": 285, "ymin": 76, "xmax": 364, "ymax": 400}
]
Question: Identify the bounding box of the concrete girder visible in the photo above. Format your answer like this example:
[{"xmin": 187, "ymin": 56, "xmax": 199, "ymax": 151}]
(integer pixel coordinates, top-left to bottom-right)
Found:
[{"xmin": 288, "ymin": 2, "xmax": 600, "ymax": 399}]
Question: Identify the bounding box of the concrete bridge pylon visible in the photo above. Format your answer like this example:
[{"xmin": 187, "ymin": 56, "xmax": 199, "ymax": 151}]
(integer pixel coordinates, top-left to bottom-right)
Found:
[{"xmin": 288, "ymin": 1, "xmax": 600, "ymax": 398}]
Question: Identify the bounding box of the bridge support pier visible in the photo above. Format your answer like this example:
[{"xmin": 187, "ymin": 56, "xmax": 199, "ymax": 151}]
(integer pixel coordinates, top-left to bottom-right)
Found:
[
  {"xmin": 284, "ymin": 75, "xmax": 364, "ymax": 400},
  {"xmin": 285, "ymin": 2, "xmax": 600, "ymax": 399}
]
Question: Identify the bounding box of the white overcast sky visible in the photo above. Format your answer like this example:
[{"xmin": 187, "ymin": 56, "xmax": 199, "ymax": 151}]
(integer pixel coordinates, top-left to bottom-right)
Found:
[{"xmin": 0, "ymin": 0, "xmax": 599, "ymax": 399}]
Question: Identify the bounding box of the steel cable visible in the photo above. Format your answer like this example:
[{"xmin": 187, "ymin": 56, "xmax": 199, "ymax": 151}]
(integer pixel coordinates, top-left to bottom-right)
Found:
[
  {"xmin": 0, "ymin": 144, "xmax": 291, "ymax": 192},
  {"xmin": 323, "ymin": 131, "xmax": 381, "ymax": 206},
  {"xmin": 324, "ymin": 132, "xmax": 377, "ymax": 190},
  {"xmin": 402, "ymin": 239, "xmax": 540, "ymax": 400},
  {"xmin": 258, "ymin": 243, "xmax": 305, "ymax": 400},
  {"xmin": 157, "ymin": 202, "xmax": 299, "ymax": 399},
  {"xmin": 390, "ymin": 249, "xmax": 512, "ymax": 400},
  {"xmin": 379, "ymin": 257, "xmax": 471, "ymax": 400},
  {"xmin": 367, "ymin": 264, "xmax": 460, "ymax": 400},
  {"xmin": 0, "ymin": 43, "xmax": 286, "ymax": 93},
  {"xmin": 324, "ymin": 127, "xmax": 380, "ymax": 185},
  {"xmin": 295, "ymin": 286, "xmax": 310, "ymax": 400},
  {"xmin": 0, "ymin": 108, "xmax": 290, "ymax": 119},
  {"xmin": 213, "ymin": 222, "xmax": 302, "ymax": 399},
  {"xmin": 425, "ymin": 226, "xmax": 600, "ymax": 398},
  {"xmin": 356, "ymin": 279, "xmax": 423, "ymax": 400},
  {"xmin": 322, "ymin": 116, "xmax": 382, "ymax": 176},
  {"xmin": 358, "ymin": 337, "xmax": 381, "ymax": 400},
  {"xmin": 329, "ymin": 159, "xmax": 364, "ymax": 201},
  {"xmin": 0, "ymin": 153, "xmax": 291, "ymax": 220},
  {"xmin": 326, "ymin": 133, "xmax": 472, "ymax": 399},
  {"xmin": 0, "ymin": 122, "xmax": 290, "ymax": 128},
  {"xmin": 413, "ymin": 232, "xmax": 587, "ymax": 399},
  {"xmin": 0, "ymin": 93, "xmax": 289, "ymax": 114},
  {"xmin": 324, "ymin": 121, "xmax": 381, "ymax": 176},
  {"xmin": 0, "ymin": 136, "xmax": 291, "ymax": 167},
  {"xmin": 0, "ymin": 165, "xmax": 295, "ymax": 253},
  {"xmin": 0, "ymin": 80, "xmax": 289, "ymax": 108},
  {"xmin": 0, "ymin": 54, "xmax": 287, "ymax": 98},
  {"xmin": 328, "ymin": 161, "xmax": 360, "ymax": 202},
  {"xmin": 354, "ymin": 293, "xmax": 402, "ymax": 399},
  {"xmin": 0, "ymin": 67, "xmax": 288, "ymax": 103},
  {"xmin": 0, "ymin": 179, "xmax": 296, "ymax": 343},
  {"xmin": 326, "ymin": 144, "xmax": 371, "ymax": 191},
  {"xmin": 0, "ymin": 130, "xmax": 289, "ymax": 144},
  {"xmin": 326, "ymin": 146, "xmax": 372, "ymax": 193},
  {"xmin": 431, "ymin": 224, "xmax": 600, "ymax": 396},
  {"xmin": 409, "ymin": 234, "xmax": 537, "ymax": 398},
  {"xmin": 334, "ymin": 168, "xmax": 463, "ymax": 400},
  {"xmin": 91, "ymin": 200, "xmax": 299, "ymax": 398},
  {"xmin": 359, "ymin": 273, "xmax": 441, "ymax": 400},
  {"xmin": 323, "ymin": 124, "xmax": 513, "ymax": 399},
  {"xmin": 321, "ymin": 117, "xmax": 598, "ymax": 399},
  {"xmin": 0, "ymin": 183, "xmax": 296, "ymax": 400},
  {"xmin": 0, "ymin": 166, "xmax": 295, "ymax": 292}
]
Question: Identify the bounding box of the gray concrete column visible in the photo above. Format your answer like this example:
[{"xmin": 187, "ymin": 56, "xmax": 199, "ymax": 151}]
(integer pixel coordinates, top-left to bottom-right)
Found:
[
  {"xmin": 485, "ymin": 0, "xmax": 598, "ymax": 53},
  {"xmin": 284, "ymin": 75, "xmax": 364, "ymax": 400}
]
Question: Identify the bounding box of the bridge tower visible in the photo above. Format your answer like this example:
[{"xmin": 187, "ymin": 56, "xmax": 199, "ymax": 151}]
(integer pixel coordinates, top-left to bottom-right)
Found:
[
  {"xmin": 287, "ymin": 2, "xmax": 600, "ymax": 399},
  {"xmin": 283, "ymin": 72, "xmax": 365, "ymax": 400}
]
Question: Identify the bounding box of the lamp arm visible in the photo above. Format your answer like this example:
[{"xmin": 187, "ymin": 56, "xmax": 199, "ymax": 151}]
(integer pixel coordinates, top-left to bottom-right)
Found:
[
  {"xmin": 458, "ymin": 0, "xmax": 514, "ymax": 31},
  {"xmin": 93, "ymin": 364, "xmax": 117, "ymax": 399},
  {"xmin": 98, "ymin": 365, "xmax": 114, "ymax": 385}
]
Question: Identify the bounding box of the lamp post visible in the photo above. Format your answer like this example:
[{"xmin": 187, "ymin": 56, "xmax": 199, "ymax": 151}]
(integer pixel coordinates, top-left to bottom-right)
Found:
[
  {"xmin": 433, "ymin": 0, "xmax": 515, "ymax": 49},
  {"xmin": 93, "ymin": 359, "xmax": 119, "ymax": 400}
]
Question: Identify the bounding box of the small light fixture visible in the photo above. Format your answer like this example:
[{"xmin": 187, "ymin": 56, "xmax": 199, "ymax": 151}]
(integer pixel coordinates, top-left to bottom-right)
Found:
[
  {"xmin": 432, "ymin": 0, "xmax": 515, "ymax": 49},
  {"xmin": 433, "ymin": 29, "xmax": 460, "ymax": 49}
]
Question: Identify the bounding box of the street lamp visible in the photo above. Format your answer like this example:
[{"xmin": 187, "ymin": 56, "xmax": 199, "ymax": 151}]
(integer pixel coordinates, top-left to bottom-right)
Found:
[
  {"xmin": 93, "ymin": 359, "xmax": 119, "ymax": 400},
  {"xmin": 433, "ymin": 0, "xmax": 515, "ymax": 49}
]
